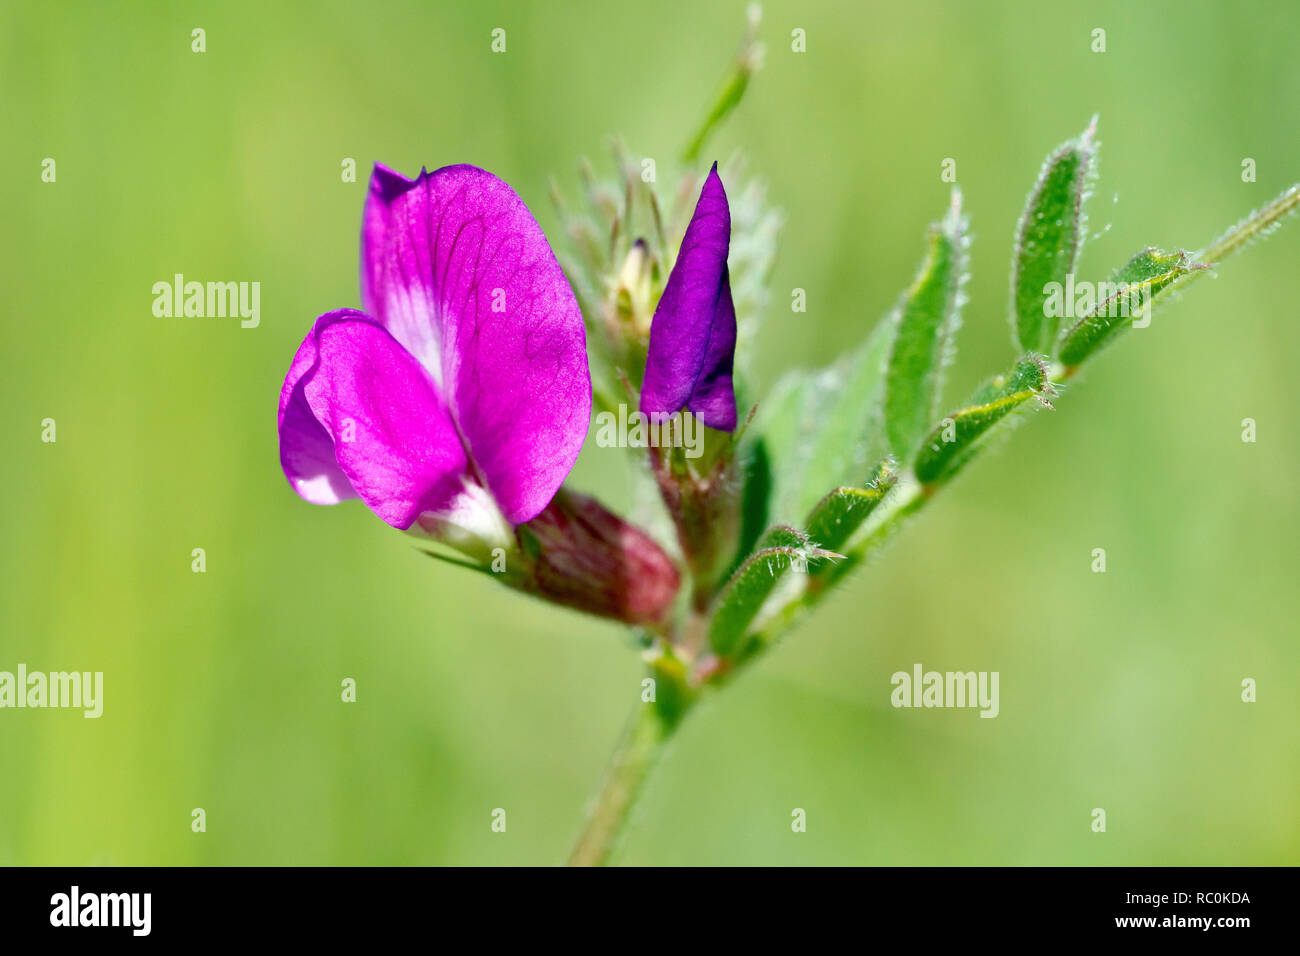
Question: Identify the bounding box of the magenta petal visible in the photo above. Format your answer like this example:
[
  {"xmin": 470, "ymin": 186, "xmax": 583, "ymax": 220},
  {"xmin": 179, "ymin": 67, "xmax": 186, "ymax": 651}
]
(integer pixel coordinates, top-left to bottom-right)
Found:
[
  {"xmin": 361, "ymin": 164, "xmax": 591, "ymax": 524},
  {"xmin": 277, "ymin": 309, "xmax": 469, "ymax": 529},
  {"xmin": 639, "ymin": 163, "xmax": 738, "ymax": 432},
  {"xmin": 278, "ymin": 336, "xmax": 356, "ymax": 507}
]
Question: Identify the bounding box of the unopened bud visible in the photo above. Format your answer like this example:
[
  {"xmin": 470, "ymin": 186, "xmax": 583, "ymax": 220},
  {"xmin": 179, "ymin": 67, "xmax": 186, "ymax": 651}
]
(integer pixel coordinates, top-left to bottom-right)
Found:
[{"xmin": 513, "ymin": 489, "xmax": 680, "ymax": 630}]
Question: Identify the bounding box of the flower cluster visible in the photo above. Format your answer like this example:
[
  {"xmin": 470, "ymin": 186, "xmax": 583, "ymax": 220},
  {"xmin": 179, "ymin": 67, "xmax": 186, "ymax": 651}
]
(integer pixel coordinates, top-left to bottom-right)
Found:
[{"xmin": 278, "ymin": 161, "xmax": 743, "ymax": 629}]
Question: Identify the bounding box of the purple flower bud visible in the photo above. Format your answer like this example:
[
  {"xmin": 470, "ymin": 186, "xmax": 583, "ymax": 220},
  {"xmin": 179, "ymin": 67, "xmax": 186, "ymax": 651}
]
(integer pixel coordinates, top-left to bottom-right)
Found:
[
  {"xmin": 639, "ymin": 163, "xmax": 738, "ymax": 432},
  {"xmin": 516, "ymin": 490, "xmax": 681, "ymax": 630}
]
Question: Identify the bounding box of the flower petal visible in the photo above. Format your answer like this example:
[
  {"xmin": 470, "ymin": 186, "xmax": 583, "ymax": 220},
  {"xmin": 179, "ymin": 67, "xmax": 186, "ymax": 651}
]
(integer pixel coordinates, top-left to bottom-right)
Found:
[
  {"xmin": 361, "ymin": 163, "xmax": 591, "ymax": 524},
  {"xmin": 640, "ymin": 163, "xmax": 738, "ymax": 432},
  {"xmin": 278, "ymin": 336, "xmax": 356, "ymax": 507},
  {"xmin": 277, "ymin": 309, "xmax": 468, "ymax": 529}
]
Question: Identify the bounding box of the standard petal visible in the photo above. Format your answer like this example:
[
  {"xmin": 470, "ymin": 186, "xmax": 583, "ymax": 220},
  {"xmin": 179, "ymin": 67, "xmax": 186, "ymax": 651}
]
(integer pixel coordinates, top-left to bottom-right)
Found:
[
  {"xmin": 640, "ymin": 163, "xmax": 738, "ymax": 432},
  {"xmin": 277, "ymin": 309, "xmax": 468, "ymax": 529},
  {"xmin": 362, "ymin": 163, "xmax": 592, "ymax": 524}
]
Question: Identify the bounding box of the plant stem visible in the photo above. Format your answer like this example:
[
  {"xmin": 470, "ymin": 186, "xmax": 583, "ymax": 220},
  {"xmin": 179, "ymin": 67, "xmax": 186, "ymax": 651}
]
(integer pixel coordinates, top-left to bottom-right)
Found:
[
  {"xmin": 1199, "ymin": 185, "xmax": 1300, "ymax": 264},
  {"xmin": 681, "ymin": 5, "xmax": 763, "ymax": 163},
  {"xmin": 566, "ymin": 700, "xmax": 678, "ymax": 866}
]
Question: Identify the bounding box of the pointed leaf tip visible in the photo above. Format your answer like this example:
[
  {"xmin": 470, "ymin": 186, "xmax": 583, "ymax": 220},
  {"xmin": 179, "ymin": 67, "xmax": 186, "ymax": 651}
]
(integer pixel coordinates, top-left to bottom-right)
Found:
[
  {"xmin": 1057, "ymin": 247, "xmax": 1209, "ymax": 367},
  {"xmin": 913, "ymin": 356, "xmax": 1055, "ymax": 485},
  {"xmin": 804, "ymin": 459, "xmax": 899, "ymax": 555},
  {"xmin": 708, "ymin": 525, "xmax": 834, "ymax": 657},
  {"xmin": 1011, "ymin": 120, "xmax": 1100, "ymax": 354}
]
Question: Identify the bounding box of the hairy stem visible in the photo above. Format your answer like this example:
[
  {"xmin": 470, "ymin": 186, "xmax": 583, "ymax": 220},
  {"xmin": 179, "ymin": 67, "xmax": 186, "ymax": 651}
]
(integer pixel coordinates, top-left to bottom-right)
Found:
[
  {"xmin": 1198, "ymin": 185, "xmax": 1300, "ymax": 264},
  {"xmin": 566, "ymin": 700, "xmax": 679, "ymax": 866}
]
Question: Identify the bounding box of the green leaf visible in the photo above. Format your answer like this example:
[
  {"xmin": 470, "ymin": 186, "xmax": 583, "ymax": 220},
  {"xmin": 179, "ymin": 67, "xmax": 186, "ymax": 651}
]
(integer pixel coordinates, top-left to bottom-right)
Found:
[
  {"xmin": 796, "ymin": 323, "xmax": 893, "ymax": 517},
  {"xmin": 740, "ymin": 320, "xmax": 892, "ymax": 528},
  {"xmin": 735, "ymin": 372, "xmax": 817, "ymax": 535},
  {"xmin": 747, "ymin": 181, "xmax": 1300, "ymax": 657},
  {"xmin": 885, "ymin": 189, "xmax": 968, "ymax": 458},
  {"xmin": 804, "ymin": 460, "xmax": 898, "ymax": 554},
  {"xmin": 741, "ymin": 191, "xmax": 974, "ymax": 535},
  {"xmin": 1057, "ymin": 248, "xmax": 1209, "ymax": 367},
  {"xmin": 913, "ymin": 356, "xmax": 1055, "ymax": 485},
  {"xmin": 708, "ymin": 526, "xmax": 837, "ymax": 657},
  {"xmin": 734, "ymin": 412, "xmax": 775, "ymax": 566},
  {"xmin": 1011, "ymin": 117, "xmax": 1099, "ymax": 354},
  {"xmin": 754, "ymin": 525, "xmax": 808, "ymax": 551}
]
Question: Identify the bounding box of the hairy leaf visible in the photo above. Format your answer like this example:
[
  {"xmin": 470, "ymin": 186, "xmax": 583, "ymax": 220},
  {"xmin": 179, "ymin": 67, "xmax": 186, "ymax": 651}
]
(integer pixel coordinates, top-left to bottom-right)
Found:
[
  {"xmin": 804, "ymin": 460, "xmax": 898, "ymax": 554},
  {"xmin": 708, "ymin": 526, "xmax": 837, "ymax": 657},
  {"xmin": 1057, "ymin": 248, "xmax": 1208, "ymax": 367},
  {"xmin": 1011, "ymin": 117, "xmax": 1098, "ymax": 354},
  {"xmin": 796, "ymin": 323, "xmax": 893, "ymax": 515},
  {"xmin": 741, "ymin": 320, "xmax": 891, "ymax": 527},
  {"xmin": 885, "ymin": 189, "xmax": 968, "ymax": 458},
  {"xmin": 913, "ymin": 356, "xmax": 1055, "ymax": 484}
]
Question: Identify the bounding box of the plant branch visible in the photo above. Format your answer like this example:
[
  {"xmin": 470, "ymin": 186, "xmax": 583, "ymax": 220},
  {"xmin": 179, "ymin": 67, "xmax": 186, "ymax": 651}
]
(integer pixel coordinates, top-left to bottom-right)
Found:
[
  {"xmin": 681, "ymin": 4, "xmax": 763, "ymax": 163},
  {"xmin": 566, "ymin": 699, "xmax": 679, "ymax": 866},
  {"xmin": 1198, "ymin": 185, "xmax": 1300, "ymax": 264}
]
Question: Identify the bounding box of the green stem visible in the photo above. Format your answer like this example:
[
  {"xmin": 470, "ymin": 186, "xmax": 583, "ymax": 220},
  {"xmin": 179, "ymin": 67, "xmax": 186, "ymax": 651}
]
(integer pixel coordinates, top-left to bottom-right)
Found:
[
  {"xmin": 1198, "ymin": 185, "xmax": 1300, "ymax": 264},
  {"xmin": 681, "ymin": 6, "xmax": 762, "ymax": 163},
  {"xmin": 566, "ymin": 701, "xmax": 678, "ymax": 866}
]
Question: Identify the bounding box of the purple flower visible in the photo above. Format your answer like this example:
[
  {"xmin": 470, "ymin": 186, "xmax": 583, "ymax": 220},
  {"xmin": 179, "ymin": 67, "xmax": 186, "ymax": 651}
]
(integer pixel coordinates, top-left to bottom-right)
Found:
[
  {"xmin": 277, "ymin": 164, "xmax": 591, "ymax": 544},
  {"xmin": 639, "ymin": 163, "xmax": 738, "ymax": 432}
]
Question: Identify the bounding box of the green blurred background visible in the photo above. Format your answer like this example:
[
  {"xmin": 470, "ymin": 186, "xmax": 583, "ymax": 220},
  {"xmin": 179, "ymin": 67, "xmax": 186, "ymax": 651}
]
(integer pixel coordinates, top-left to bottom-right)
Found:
[{"xmin": 3, "ymin": 0, "xmax": 1297, "ymax": 865}]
